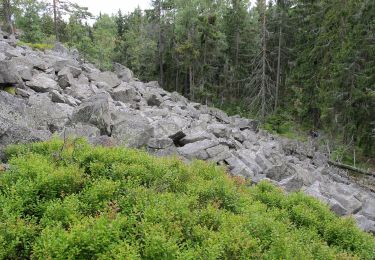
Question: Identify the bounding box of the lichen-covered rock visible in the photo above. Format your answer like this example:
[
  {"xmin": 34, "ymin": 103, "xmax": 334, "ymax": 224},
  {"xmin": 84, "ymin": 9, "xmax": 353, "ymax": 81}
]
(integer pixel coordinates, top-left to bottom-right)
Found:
[
  {"xmin": 72, "ymin": 93, "xmax": 112, "ymax": 135},
  {"xmin": 26, "ymin": 74, "xmax": 60, "ymax": 93}
]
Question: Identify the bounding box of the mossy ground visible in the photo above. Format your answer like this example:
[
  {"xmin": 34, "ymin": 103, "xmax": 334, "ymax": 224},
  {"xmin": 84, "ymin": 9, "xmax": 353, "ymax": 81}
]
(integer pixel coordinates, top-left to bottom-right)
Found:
[{"xmin": 0, "ymin": 139, "xmax": 374, "ymax": 259}]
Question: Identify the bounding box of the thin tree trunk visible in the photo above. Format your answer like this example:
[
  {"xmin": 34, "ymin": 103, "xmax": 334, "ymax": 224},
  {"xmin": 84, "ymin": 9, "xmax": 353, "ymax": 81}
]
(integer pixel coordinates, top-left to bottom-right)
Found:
[
  {"xmin": 261, "ymin": 3, "xmax": 267, "ymax": 122},
  {"xmin": 157, "ymin": 0, "xmax": 164, "ymax": 87},
  {"xmin": 275, "ymin": 23, "xmax": 282, "ymax": 112},
  {"xmin": 53, "ymin": 0, "xmax": 59, "ymax": 41},
  {"xmin": 175, "ymin": 69, "xmax": 179, "ymax": 92},
  {"xmin": 189, "ymin": 65, "xmax": 193, "ymax": 99},
  {"xmin": 235, "ymin": 30, "xmax": 240, "ymax": 98}
]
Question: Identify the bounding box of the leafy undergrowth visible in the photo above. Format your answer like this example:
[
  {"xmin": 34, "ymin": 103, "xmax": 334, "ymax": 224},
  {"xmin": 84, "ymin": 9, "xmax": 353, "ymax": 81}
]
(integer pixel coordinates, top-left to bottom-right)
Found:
[
  {"xmin": 1, "ymin": 139, "xmax": 374, "ymax": 259},
  {"xmin": 17, "ymin": 41, "xmax": 54, "ymax": 51}
]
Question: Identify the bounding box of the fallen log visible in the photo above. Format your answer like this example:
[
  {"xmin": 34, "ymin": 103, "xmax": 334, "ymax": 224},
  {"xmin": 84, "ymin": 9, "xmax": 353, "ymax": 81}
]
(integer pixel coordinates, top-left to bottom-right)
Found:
[{"xmin": 328, "ymin": 160, "xmax": 375, "ymax": 177}]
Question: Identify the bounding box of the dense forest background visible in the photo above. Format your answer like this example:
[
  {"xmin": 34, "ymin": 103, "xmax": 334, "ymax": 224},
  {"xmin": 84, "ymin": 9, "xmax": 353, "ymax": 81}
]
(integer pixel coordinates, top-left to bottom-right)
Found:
[{"xmin": 1, "ymin": 0, "xmax": 374, "ymax": 164}]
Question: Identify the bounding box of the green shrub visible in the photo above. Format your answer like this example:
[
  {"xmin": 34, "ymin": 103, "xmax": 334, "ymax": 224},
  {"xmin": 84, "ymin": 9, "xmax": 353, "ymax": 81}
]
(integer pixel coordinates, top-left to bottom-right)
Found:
[
  {"xmin": 17, "ymin": 41, "xmax": 54, "ymax": 51},
  {"xmin": 0, "ymin": 139, "xmax": 374, "ymax": 259}
]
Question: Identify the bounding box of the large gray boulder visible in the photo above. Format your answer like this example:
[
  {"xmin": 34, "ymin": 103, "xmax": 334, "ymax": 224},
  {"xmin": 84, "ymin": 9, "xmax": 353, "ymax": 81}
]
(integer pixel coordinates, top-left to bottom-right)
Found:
[
  {"xmin": 57, "ymin": 66, "xmax": 79, "ymax": 89},
  {"xmin": 26, "ymin": 74, "xmax": 60, "ymax": 93},
  {"xmin": 43, "ymin": 55, "xmax": 79, "ymax": 72},
  {"xmin": 61, "ymin": 123, "xmax": 101, "ymax": 140},
  {"xmin": 0, "ymin": 91, "xmax": 51, "ymax": 159},
  {"xmin": 28, "ymin": 93, "xmax": 73, "ymax": 133},
  {"xmin": 114, "ymin": 63, "xmax": 133, "ymax": 82},
  {"xmin": 111, "ymin": 112, "xmax": 154, "ymax": 148},
  {"xmin": 177, "ymin": 139, "xmax": 219, "ymax": 160},
  {"xmin": 65, "ymin": 83, "xmax": 97, "ymax": 100},
  {"xmin": 88, "ymin": 71, "xmax": 121, "ymax": 89},
  {"xmin": 0, "ymin": 60, "xmax": 22, "ymax": 85},
  {"xmin": 111, "ymin": 83, "xmax": 141, "ymax": 104},
  {"xmin": 71, "ymin": 93, "xmax": 113, "ymax": 135}
]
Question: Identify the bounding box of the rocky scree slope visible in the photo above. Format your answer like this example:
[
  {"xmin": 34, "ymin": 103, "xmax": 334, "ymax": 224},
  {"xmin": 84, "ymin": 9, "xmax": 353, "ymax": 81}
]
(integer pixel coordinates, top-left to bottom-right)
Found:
[{"xmin": 0, "ymin": 31, "xmax": 374, "ymax": 233}]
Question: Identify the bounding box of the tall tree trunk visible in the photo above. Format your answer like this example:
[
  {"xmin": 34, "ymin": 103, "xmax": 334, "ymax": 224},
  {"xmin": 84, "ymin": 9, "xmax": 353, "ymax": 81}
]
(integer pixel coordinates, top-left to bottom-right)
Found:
[
  {"xmin": 261, "ymin": 2, "xmax": 267, "ymax": 122},
  {"xmin": 235, "ymin": 29, "xmax": 240, "ymax": 98},
  {"xmin": 3, "ymin": 0, "xmax": 14, "ymax": 35},
  {"xmin": 157, "ymin": 0, "xmax": 164, "ymax": 87},
  {"xmin": 275, "ymin": 22, "xmax": 282, "ymax": 112},
  {"xmin": 53, "ymin": 0, "xmax": 59, "ymax": 41}
]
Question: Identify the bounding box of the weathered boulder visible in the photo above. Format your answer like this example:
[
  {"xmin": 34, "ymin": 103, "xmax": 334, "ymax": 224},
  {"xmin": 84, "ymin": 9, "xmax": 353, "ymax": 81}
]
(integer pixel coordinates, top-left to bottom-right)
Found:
[
  {"xmin": 114, "ymin": 62, "xmax": 133, "ymax": 82},
  {"xmin": 88, "ymin": 71, "xmax": 121, "ymax": 89},
  {"xmin": 111, "ymin": 83, "xmax": 141, "ymax": 104},
  {"xmin": 26, "ymin": 74, "xmax": 59, "ymax": 93},
  {"xmin": 65, "ymin": 83, "xmax": 97, "ymax": 100},
  {"xmin": 51, "ymin": 90, "xmax": 66, "ymax": 103},
  {"xmin": 147, "ymin": 138, "xmax": 173, "ymax": 149},
  {"xmin": 61, "ymin": 123, "xmax": 100, "ymax": 139},
  {"xmin": 231, "ymin": 116, "xmax": 259, "ymax": 131},
  {"xmin": 0, "ymin": 91, "xmax": 51, "ymax": 158},
  {"xmin": 144, "ymin": 91, "xmax": 163, "ymax": 107},
  {"xmin": 180, "ymin": 131, "xmax": 215, "ymax": 145},
  {"xmin": 177, "ymin": 139, "xmax": 219, "ymax": 160},
  {"xmin": 0, "ymin": 60, "xmax": 22, "ymax": 85},
  {"xmin": 71, "ymin": 93, "xmax": 112, "ymax": 135},
  {"xmin": 111, "ymin": 112, "xmax": 154, "ymax": 148},
  {"xmin": 28, "ymin": 93, "xmax": 73, "ymax": 132},
  {"xmin": 57, "ymin": 66, "xmax": 80, "ymax": 89},
  {"xmin": 53, "ymin": 42, "xmax": 69, "ymax": 55},
  {"xmin": 206, "ymin": 144, "xmax": 231, "ymax": 163},
  {"xmin": 44, "ymin": 55, "xmax": 78, "ymax": 72},
  {"xmin": 5, "ymin": 47, "xmax": 24, "ymax": 58}
]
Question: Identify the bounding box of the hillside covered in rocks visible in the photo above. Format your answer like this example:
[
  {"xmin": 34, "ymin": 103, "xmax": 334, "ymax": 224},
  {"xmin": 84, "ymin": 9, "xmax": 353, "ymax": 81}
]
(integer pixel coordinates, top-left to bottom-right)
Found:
[{"xmin": 0, "ymin": 30, "xmax": 374, "ymax": 233}]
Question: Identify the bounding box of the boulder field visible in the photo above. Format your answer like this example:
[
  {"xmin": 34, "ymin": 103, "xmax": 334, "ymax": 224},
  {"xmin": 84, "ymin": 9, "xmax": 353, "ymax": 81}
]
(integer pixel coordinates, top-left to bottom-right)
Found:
[{"xmin": 0, "ymin": 30, "xmax": 374, "ymax": 233}]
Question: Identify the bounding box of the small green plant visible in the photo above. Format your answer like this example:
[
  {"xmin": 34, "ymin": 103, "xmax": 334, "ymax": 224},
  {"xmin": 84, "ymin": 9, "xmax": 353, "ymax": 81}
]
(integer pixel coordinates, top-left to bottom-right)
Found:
[
  {"xmin": 0, "ymin": 139, "xmax": 374, "ymax": 259},
  {"xmin": 17, "ymin": 41, "xmax": 54, "ymax": 51},
  {"xmin": 3, "ymin": 86, "xmax": 16, "ymax": 95}
]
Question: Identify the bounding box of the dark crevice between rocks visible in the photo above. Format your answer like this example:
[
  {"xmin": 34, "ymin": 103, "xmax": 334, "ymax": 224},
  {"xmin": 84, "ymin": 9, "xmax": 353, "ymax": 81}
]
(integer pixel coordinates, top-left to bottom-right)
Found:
[{"xmin": 169, "ymin": 131, "xmax": 186, "ymax": 147}]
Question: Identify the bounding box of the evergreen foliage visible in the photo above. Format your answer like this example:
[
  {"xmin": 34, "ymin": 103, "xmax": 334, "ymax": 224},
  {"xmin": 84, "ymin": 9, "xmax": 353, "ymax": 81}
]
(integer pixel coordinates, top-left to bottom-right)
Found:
[
  {"xmin": 4, "ymin": 0, "xmax": 374, "ymax": 161},
  {"xmin": 0, "ymin": 139, "xmax": 374, "ymax": 259}
]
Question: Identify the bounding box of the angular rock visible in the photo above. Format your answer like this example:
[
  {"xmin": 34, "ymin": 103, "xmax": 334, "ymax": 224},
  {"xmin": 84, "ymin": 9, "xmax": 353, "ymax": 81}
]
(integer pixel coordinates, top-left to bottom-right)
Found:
[
  {"xmin": 354, "ymin": 215, "xmax": 375, "ymax": 234},
  {"xmin": 65, "ymin": 83, "xmax": 97, "ymax": 100},
  {"xmin": 72, "ymin": 93, "xmax": 112, "ymax": 135},
  {"xmin": 177, "ymin": 139, "xmax": 219, "ymax": 160},
  {"xmin": 16, "ymin": 88, "xmax": 33, "ymax": 98},
  {"xmin": 28, "ymin": 93, "xmax": 73, "ymax": 132},
  {"xmin": 147, "ymin": 138, "xmax": 173, "ymax": 149},
  {"xmin": 51, "ymin": 90, "xmax": 66, "ymax": 103},
  {"xmin": 206, "ymin": 145, "xmax": 231, "ymax": 163},
  {"xmin": 208, "ymin": 123, "xmax": 229, "ymax": 138},
  {"xmin": 111, "ymin": 83, "xmax": 141, "ymax": 103},
  {"xmin": 210, "ymin": 107, "xmax": 230, "ymax": 123},
  {"xmin": 114, "ymin": 62, "xmax": 133, "ymax": 82},
  {"xmin": 111, "ymin": 112, "xmax": 154, "ymax": 148},
  {"xmin": 231, "ymin": 117, "xmax": 259, "ymax": 131},
  {"xmin": 61, "ymin": 123, "xmax": 100, "ymax": 139},
  {"xmin": 5, "ymin": 48, "xmax": 23, "ymax": 58},
  {"xmin": 26, "ymin": 74, "xmax": 59, "ymax": 93},
  {"xmin": 0, "ymin": 60, "xmax": 22, "ymax": 85},
  {"xmin": 180, "ymin": 131, "xmax": 215, "ymax": 145},
  {"xmin": 144, "ymin": 91, "xmax": 163, "ymax": 107},
  {"xmin": 88, "ymin": 71, "xmax": 121, "ymax": 89}
]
